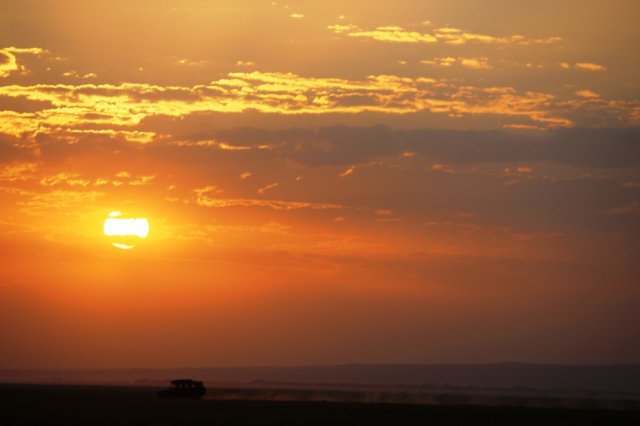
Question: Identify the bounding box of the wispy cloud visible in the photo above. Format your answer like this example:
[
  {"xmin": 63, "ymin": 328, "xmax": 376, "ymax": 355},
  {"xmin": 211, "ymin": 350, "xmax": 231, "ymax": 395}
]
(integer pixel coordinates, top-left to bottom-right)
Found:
[
  {"xmin": 433, "ymin": 27, "xmax": 561, "ymax": 45},
  {"xmin": 18, "ymin": 190, "xmax": 104, "ymax": 216},
  {"xmin": 194, "ymin": 197, "xmax": 346, "ymax": 212},
  {"xmin": 459, "ymin": 57, "xmax": 492, "ymax": 70},
  {"xmin": 329, "ymin": 23, "xmax": 560, "ymax": 45},
  {"xmin": 339, "ymin": 166, "xmax": 355, "ymax": 177},
  {"xmin": 575, "ymin": 90, "xmax": 600, "ymax": 99},
  {"xmin": 561, "ymin": 62, "xmax": 607, "ymax": 71},
  {"xmin": 0, "ymin": 50, "xmax": 637, "ymax": 139},
  {"xmin": 575, "ymin": 62, "xmax": 607, "ymax": 71},
  {"xmin": 0, "ymin": 71, "xmax": 600, "ymax": 132},
  {"xmin": 422, "ymin": 56, "xmax": 492, "ymax": 69},
  {"xmin": 329, "ymin": 24, "xmax": 437, "ymax": 43},
  {"xmin": 0, "ymin": 47, "xmax": 47, "ymax": 78},
  {"xmin": 257, "ymin": 182, "xmax": 279, "ymax": 195}
]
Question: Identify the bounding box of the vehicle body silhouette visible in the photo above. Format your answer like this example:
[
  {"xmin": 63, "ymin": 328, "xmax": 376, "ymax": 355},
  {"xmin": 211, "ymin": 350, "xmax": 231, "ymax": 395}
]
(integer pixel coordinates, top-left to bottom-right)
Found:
[{"xmin": 158, "ymin": 379, "xmax": 206, "ymax": 399}]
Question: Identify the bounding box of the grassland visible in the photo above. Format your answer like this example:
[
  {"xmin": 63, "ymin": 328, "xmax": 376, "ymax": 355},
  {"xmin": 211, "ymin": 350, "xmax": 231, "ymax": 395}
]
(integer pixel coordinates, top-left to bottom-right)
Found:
[{"xmin": 1, "ymin": 383, "xmax": 640, "ymax": 425}]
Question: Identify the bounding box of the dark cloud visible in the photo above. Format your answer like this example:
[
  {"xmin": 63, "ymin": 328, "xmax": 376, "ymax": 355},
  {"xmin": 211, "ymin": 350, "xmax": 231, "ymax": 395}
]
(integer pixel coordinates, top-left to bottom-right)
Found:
[
  {"xmin": 34, "ymin": 132, "xmax": 136, "ymax": 162},
  {"xmin": 125, "ymin": 87, "xmax": 201, "ymax": 102},
  {"xmin": 139, "ymin": 125, "xmax": 640, "ymax": 236},
  {"xmin": 0, "ymin": 51, "xmax": 11, "ymax": 65},
  {"xmin": 0, "ymin": 95, "xmax": 53, "ymax": 113},
  {"xmin": 25, "ymin": 122, "xmax": 640, "ymax": 170},
  {"xmin": 283, "ymin": 125, "xmax": 399, "ymax": 166},
  {"xmin": 330, "ymin": 94, "xmax": 382, "ymax": 107},
  {"xmin": 0, "ymin": 134, "xmax": 34, "ymax": 163},
  {"xmin": 543, "ymin": 128, "xmax": 640, "ymax": 168},
  {"xmin": 208, "ymin": 125, "xmax": 640, "ymax": 168},
  {"xmin": 6, "ymin": 125, "xmax": 640, "ymax": 172},
  {"xmin": 3, "ymin": 125, "xmax": 638, "ymax": 238}
]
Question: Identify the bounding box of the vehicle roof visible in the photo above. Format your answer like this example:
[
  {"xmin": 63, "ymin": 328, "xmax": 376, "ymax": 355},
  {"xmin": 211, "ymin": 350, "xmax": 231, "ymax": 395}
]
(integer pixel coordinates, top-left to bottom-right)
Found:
[{"xmin": 170, "ymin": 379, "xmax": 204, "ymax": 385}]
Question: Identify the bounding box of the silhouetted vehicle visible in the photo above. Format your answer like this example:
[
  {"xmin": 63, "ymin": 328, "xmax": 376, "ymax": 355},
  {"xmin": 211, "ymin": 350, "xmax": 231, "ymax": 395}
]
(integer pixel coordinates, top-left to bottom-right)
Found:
[{"xmin": 158, "ymin": 379, "xmax": 206, "ymax": 399}]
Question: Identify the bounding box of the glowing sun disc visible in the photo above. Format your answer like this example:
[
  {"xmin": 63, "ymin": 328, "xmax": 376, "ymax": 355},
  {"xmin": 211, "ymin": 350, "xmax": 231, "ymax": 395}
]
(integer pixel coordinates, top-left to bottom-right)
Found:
[{"xmin": 103, "ymin": 211, "xmax": 150, "ymax": 249}]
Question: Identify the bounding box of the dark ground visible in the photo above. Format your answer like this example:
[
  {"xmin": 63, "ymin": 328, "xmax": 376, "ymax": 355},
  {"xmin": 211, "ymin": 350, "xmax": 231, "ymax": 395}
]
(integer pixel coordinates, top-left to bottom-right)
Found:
[{"xmin": 0, "ymin": 383, "xmax": 639, "ymax": 426}]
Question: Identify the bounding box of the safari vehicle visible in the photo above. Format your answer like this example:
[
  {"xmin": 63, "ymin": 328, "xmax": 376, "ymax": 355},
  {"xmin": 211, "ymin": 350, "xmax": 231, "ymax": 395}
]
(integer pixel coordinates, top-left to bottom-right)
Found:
[{"xmin": 158, "ymin": 379, "xmax": 206, "ymax": 399}]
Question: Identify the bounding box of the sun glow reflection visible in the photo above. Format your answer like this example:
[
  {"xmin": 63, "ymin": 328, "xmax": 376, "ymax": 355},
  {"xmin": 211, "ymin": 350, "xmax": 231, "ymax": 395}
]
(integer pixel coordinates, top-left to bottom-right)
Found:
[{"xmin": 112, "ymin": 243, "xmax": 135, "ymax": 250}]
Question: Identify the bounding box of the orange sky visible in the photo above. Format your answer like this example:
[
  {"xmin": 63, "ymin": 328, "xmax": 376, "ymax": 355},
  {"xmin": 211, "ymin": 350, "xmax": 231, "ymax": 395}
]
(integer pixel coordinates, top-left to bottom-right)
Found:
[{"xmin": 1, "ymin": 0, "xmax": 639, "ymax": 368}]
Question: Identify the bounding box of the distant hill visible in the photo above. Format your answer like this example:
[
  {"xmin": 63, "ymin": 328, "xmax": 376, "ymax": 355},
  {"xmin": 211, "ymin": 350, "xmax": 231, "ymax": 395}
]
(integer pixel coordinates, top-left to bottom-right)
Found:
[{"xmin": 2, "ymin": 364, "xmax": 640, "ymax": 393}]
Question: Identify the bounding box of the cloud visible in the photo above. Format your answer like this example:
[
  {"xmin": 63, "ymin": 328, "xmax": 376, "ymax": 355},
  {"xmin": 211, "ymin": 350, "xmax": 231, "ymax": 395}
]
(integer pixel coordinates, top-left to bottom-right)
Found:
[
  {"xmin": 559, "ymin": 96, "xmax": 639, "ymax": 128},
  {"xmin": 0, "ymin": 47, "xmax": 46, "ymax": 78},
  {"xmin": 0, "ymin": 95, "xmax": 53, "ymax": 113},
  {"xmin": 575, "ymin": 90, "xmax": 600, "ymax": 99},
  {"xmin": 420, "ymin": 56, "xmax": 491, "ymax": 69},
  {"xmin": 339, "ymin": 166, "xmax": 355, "ymax": 177},
  {"xmin": 1, "ymin": 125, "xmax": 638, "ymax": 267},
  {"xmin": 600, "ymin": 201, "xmax": 640, "ymax": 215},
  {"xmin": 560, "ymin": 62, "xmax": 607, "ymax": 72},
  {"xmin": 193, "ymin": 185, "xmax": 224, "ymax": 206},
  {"xmin": 1, "ymin": 66, "xmax": 637, "ymax": 139},
  {"xmin": 575, "ymin": 62, "xmax": 607, "ymax": 71},
  {"xmin": 420, "ymin": 57, "xmax": 457, "ymax": 67},
  {"xmin": 210, "ymin": 125, "xmax": 640, "ymax": 169},
  {"xmin": 257, "ymin": 182, "xmax": 279, "ymax": 194},
  {"xmin": 329, "ymin": 24, "xmax": 560, "ymax": 46},
  {"xmin": 63, "ymin": 70, "xmax": 98, "ymax": 79},
  {"xmin": 329, "ymin": 24, "xmax": 438, "ymax": 43},
  {"xmin": 4, "ymin": 116, "xmax": 640, "ymax": 172},
  {"xmin": 0, "ymin": 72, "xmax": 580, "ymax": 133},
  {"xmin": 434, "ymin": 27, "xmax": 561, "ymax": 45},
  {"xmin": 0, "ymin": 134, "xmax": 35, "ymax": 164},
  {"xmin": 459, "ymin": 57, "xmax": 492, "ymax": 70},
  {"xmin": 193, "ymin": 197, "xmax": 345, "ymax": 212},
  {"xmin": 18, "ymin": 190, "xmax": 104, "ymax": 216},
  {"xmin": 0, "ymin": 162, "xmax": 37, "ymax": 180},
  {"xmin": 2, "ymin": 47, "xmax": 46, "ymax": 55},
  {"xmin": 40, "ymin": 173, "xmax": 91, "ymax": 187},
  {"xmin": 415, "ymin": 127, "xmax": 640, "ymax": 168},
  {"xmin": 0, "ymin": 50, "xmax": 18, "ymax": 78}
]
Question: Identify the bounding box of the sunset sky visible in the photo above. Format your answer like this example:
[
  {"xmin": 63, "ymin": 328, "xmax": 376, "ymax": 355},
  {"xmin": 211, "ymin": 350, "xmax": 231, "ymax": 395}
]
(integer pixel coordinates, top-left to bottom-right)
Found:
[{"xmin": 1, "ymin": 1, "xmax": 639, "ymax": 369}]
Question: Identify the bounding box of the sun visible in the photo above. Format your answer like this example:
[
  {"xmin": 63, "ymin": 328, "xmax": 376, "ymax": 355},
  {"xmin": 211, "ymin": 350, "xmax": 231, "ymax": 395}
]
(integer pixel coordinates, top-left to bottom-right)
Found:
[{"xmin": 103, "ymin": 211, "xmax": 150, "ymax": 249}]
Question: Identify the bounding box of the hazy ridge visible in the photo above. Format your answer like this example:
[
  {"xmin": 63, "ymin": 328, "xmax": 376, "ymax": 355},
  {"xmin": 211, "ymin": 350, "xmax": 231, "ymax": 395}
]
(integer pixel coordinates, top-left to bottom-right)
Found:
[{"xmin": 2, "ymin": 363, "xmax": 639, "ymax": 393}]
